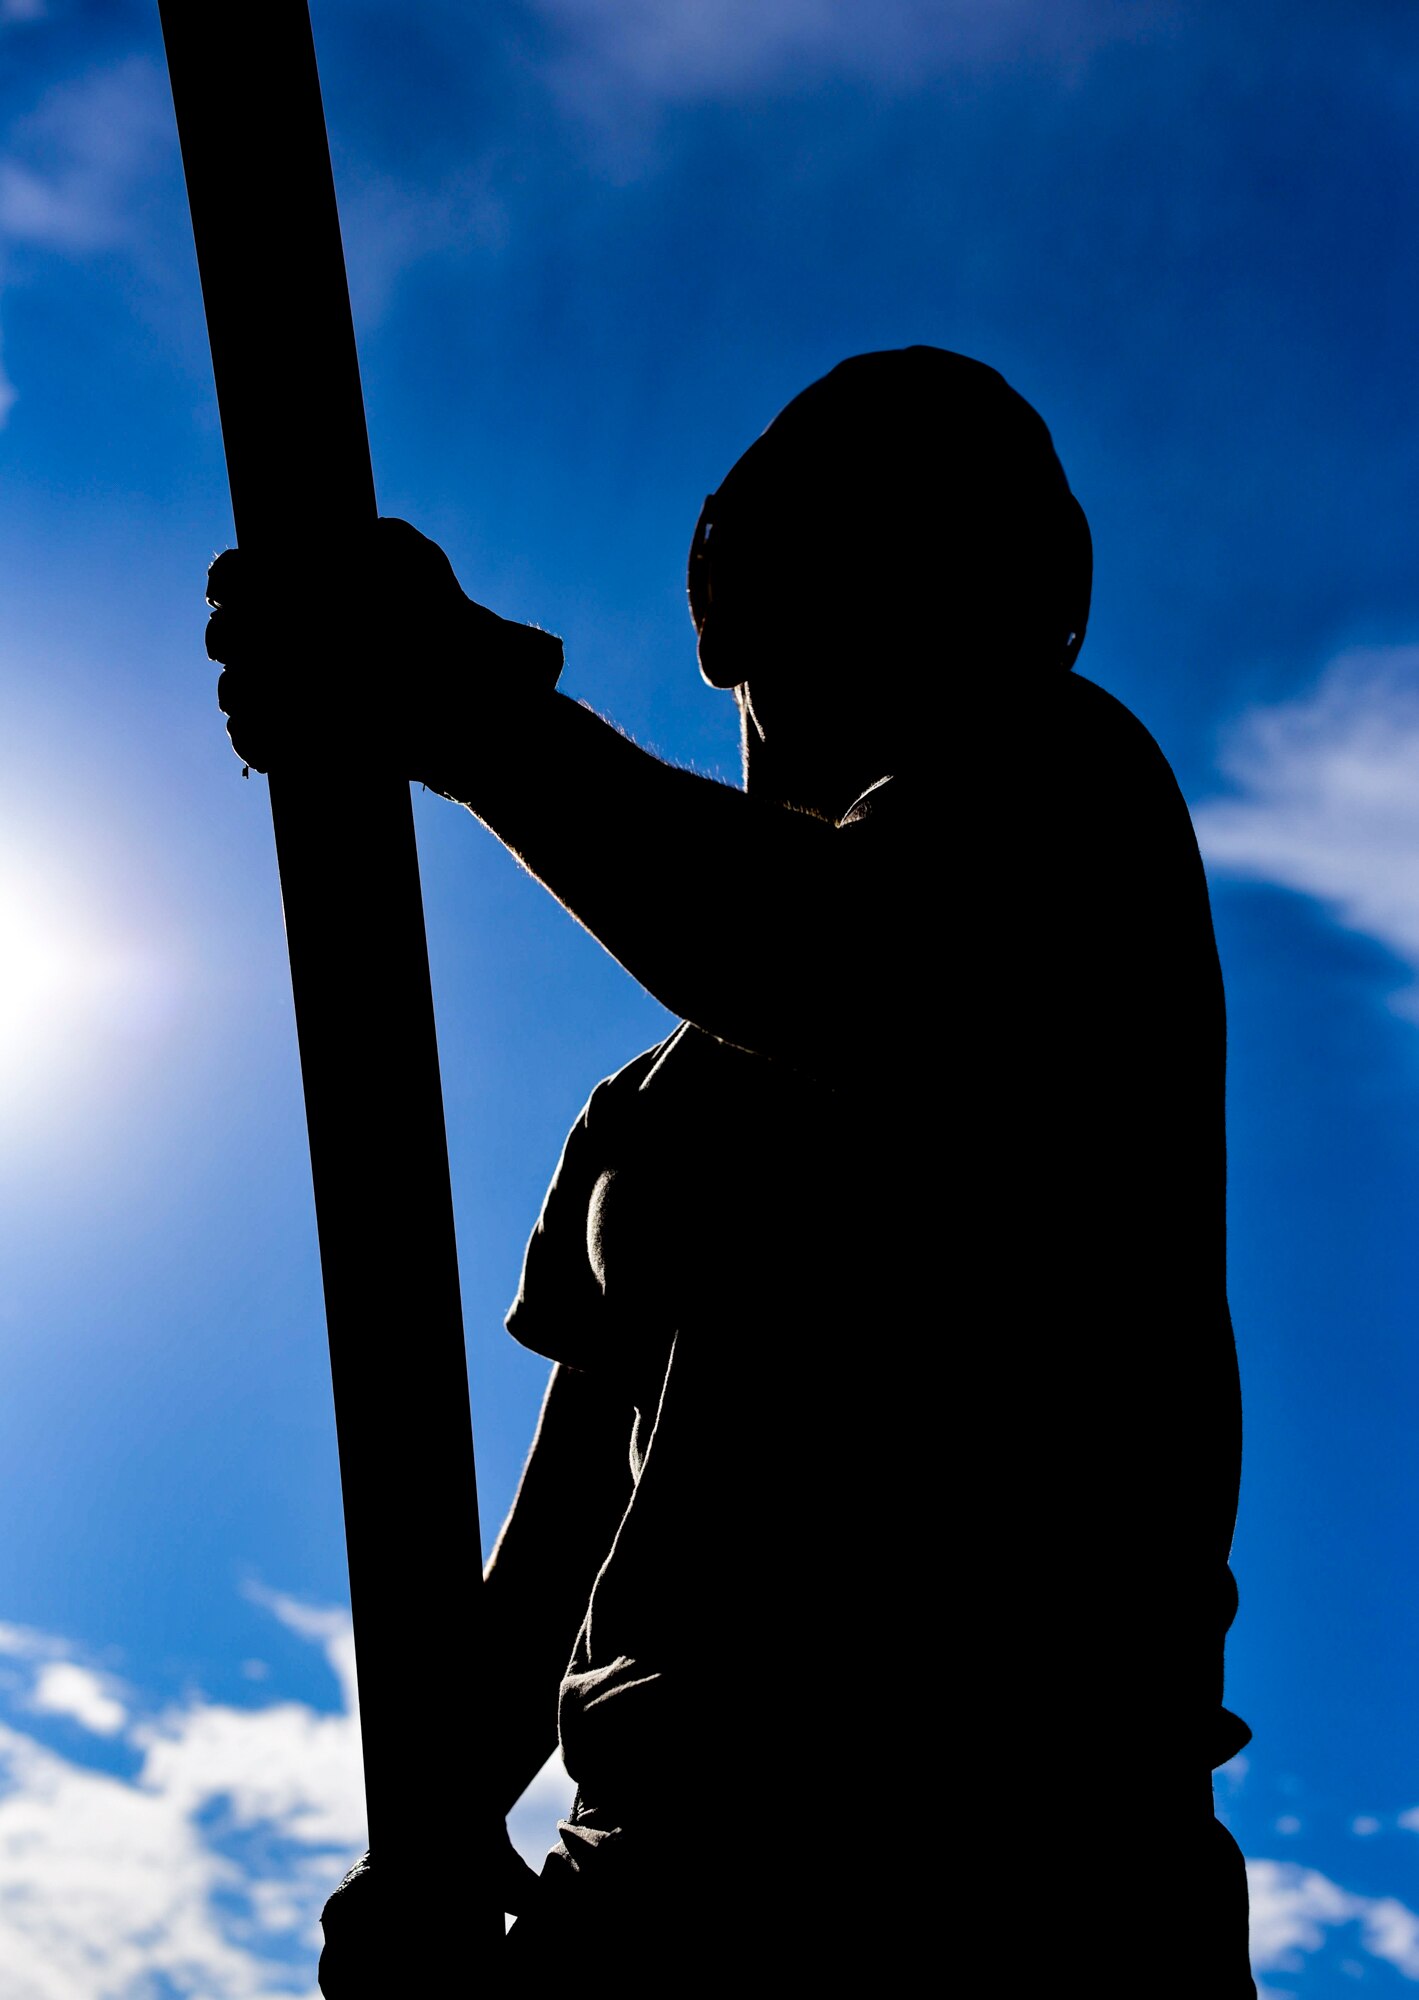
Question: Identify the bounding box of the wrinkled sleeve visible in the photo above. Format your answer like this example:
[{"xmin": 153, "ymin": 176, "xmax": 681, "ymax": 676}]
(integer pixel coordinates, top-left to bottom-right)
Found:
[
  {"xmin": 504, "ymin": 1088, "xmax": 612, "ymax": 1367},
  {"xmin": 505, "ymin": 1042, "xmax": 668, "ymax": 1364}
]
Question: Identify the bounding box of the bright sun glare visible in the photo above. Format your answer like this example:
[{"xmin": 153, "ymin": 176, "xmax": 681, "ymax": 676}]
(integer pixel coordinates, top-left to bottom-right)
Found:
[{"xmin": 0, "ymin": 855, "xmax": 167, "ymax": 1125}]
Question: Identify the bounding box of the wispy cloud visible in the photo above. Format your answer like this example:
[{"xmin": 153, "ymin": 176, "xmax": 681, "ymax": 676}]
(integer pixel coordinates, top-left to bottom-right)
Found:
[
  {"xmin": 337, "ymin": 166, "xmax": 508, "ymax": 331},
  {"xmin": 537, "ymin": 0, "xmax": 1152, "ymax": 98},
  {"xmin": 0, "ymin": 1620, "xmax": 74, "ymax": 1663},
  {"xmin": 1193, "ymin": 647, "xmax": 1419, "ymax": 1019},
  {"xmin": 0, "ymin": 1589, "xmax": 573, "ymax": 1996},
  {"xmin": 528, "ymin": 0, "xmax": 1170, "ymax": 123},
  {"xmin": 0, "ymin": 55, "xmax": 172, "ymax": 426},
  {"xmin": 0, "ymin": 332, "xmax": 15, "ymax": 424},
  {"xmin": 0, "ymin": 41, "xmax": 500, "ymax": 405},
  {"xmin": 0, "ymin": 58, "xmax": 169, "ymax": 256}
]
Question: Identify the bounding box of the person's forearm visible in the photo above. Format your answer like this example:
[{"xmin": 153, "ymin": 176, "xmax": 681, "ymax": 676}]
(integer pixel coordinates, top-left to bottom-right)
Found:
[
  {"xmin": 424, "ymin": 691, "xmax": 849, "ymax": 1058},
  {"xmin": 478, "ymin": 1361, "xmax": 636, "ymax": 1815},
  {"xmin": 206, "ymin": 526, "xmax": 880, "ymax": 1059}
]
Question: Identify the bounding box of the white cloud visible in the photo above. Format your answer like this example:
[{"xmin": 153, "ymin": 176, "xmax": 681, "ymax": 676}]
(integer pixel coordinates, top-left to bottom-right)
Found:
[
  {"xmin": 1248, "ymin": 1858, "xmax": 1419, "ymax": 1982},
  {"xmin": 1249, "ymin": 1859, "xmax": 1358, "ymax": 1971},
  {"xmin": 0, "ymin": 1590, "xmax": 576, "ymax": 1996},
  {"xmin": 1, "ymin": 0, "xmax": 47, "ymax": 21},
  {"xmin": 15, "ymin": 1597, "xmax": 1419, "ymax": 1997},
  {"xmin": 30, "ymin": 1664, "xmax": 127, "ymax": 1738},
  {"xmin": 0, "ymin": 1594, "xmax": 358, "ymax": 1995},
  {"xmin": 0, "ymin": 1720, "xmax": 296, "ymax": 2000},
  {"xmin": 241, "ymin": 1583, "xmax": 359, "ymax": 1711},
  {"xmin": 1365, "ymin": 1897, "xmax": 1419, "ymax": 1979},
  {"xmin": 130, "ymin": 1683, "xmax": 364, "ymax": 1862},
  {"xmin": 1193, "ymin": 647, "xmax": 1419, "ymax": 1019}
]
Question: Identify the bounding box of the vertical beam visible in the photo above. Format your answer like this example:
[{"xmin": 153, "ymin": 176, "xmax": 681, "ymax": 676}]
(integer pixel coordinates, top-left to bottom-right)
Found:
[{"xmin": 158, "ymin": 1, "xmax": 499, "ymax": 1972}]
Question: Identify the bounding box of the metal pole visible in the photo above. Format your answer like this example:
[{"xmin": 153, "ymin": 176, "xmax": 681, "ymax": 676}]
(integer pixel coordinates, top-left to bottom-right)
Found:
[{"xmin": 157, "ymin": 2, "xmax": 501, "ymax": 1974}]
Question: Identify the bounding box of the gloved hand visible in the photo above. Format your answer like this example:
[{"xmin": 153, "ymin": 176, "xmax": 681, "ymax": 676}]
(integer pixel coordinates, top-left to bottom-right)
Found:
[
  {"xmin": 203, "ymin": 516, "xmax": 562, "ymax": 779},
  {"xmin": 317, "ymin": 1834, "xmax": 541, "ymax": 1996}
]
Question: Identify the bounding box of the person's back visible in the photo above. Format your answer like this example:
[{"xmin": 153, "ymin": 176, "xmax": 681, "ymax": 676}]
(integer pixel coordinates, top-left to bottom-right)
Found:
[{"xmin": 944, "ymin": 668, "xmax": 1249, "ymax": 1978}]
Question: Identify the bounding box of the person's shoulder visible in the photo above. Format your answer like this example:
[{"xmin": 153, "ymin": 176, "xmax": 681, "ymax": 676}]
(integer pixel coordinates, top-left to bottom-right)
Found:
[
  {"xmin": 573, "ymin": 1023, "xmax": 693, "ymax": 1130},
  {"xmin": 1057, "ymin": 677, "xmax": 1213, "ymax": 914},
  {"xmin": 1063, "ymin": 673, "xmax": 1181, "ymax": 786},
  {"xmin": 506, "ymin": 1025, "xmax": 692, "ymax": 1354}
]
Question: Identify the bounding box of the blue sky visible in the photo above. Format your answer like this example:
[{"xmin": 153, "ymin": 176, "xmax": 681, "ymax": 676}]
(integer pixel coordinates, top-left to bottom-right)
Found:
[{"xmin": 1, "ymin": 0, "xmax": 1417, "ymax": 1990}]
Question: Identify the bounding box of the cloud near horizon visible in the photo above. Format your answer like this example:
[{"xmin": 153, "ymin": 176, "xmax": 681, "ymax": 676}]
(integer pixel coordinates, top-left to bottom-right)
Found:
[
  {"xmin": 1193, "ymin": 647, "xmax": 1419, "ymax": 1021},
  {"xmin": 0, "ymin": 1597, "xmax": 361, "ymax": 1998},
  {"xmin": 0, "ymin": 1246, "xmax": 1397, "ymax": 1974},
  {"xmin": 5, "ymin": 1592, "xmax": 1419, "ymax": 1991},
  {"xmin": 0, "ymin": 1592, "xmax": 576, "ymax": 1998}
]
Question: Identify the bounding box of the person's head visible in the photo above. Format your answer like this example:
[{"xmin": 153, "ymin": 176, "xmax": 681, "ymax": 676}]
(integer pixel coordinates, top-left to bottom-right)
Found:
[{"xmin": 688, "ymin": 347, "xmax": 1092, "ymax": 714}]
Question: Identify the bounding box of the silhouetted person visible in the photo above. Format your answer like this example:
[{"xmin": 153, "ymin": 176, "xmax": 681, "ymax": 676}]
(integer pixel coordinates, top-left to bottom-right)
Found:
[{"xmin": 206, "ymin": 348, "xmax": 1253, "ymax": 1993}]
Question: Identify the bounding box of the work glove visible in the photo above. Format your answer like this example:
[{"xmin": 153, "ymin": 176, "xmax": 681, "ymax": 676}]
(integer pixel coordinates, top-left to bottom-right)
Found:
[
  {"xmin": 204, "ymin": 516, "xmax": 562, "ymax": 779},
  {"xmin": 317, "ymin": 1835, "xmax": 541, "ymax": 1996}
]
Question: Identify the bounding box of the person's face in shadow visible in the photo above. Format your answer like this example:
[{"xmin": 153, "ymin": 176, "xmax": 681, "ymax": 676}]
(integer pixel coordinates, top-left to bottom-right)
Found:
[
  {"xmin": 688, "ymin": 455, "xmax": 937, "ymax": 809},
  {"xmin": 690, "ymin": 476, "xmax": 831, "ymax": 692},
  {"xmin": 684, "ymin": 353, "xmax": 1091, "ymax": 813}
]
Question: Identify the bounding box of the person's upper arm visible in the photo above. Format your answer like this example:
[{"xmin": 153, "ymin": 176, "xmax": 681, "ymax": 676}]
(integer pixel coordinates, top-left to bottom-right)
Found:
[
  {"xmin": 680, "ymin": 772, "xmax": 925, "ymax": 1075},
  {"xmin": 504, "ymin": 1054, "xmax": 655, "ymax": 1365}
]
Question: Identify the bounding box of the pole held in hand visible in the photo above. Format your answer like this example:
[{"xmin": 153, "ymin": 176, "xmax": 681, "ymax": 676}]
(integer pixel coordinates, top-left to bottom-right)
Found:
[{"xmin": 158, "ymin": 1, "xmax": 501, "ymax": 1973}]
